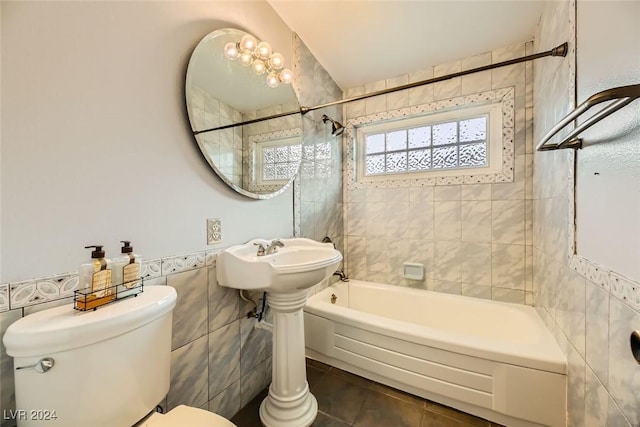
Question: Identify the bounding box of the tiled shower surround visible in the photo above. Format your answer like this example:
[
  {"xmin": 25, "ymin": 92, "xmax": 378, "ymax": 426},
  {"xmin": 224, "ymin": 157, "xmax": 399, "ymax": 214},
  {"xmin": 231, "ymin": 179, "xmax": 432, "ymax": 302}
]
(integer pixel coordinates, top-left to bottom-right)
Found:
[
  {"xmin": 292, "ymin": 33, "xmax": 345, "ymax": 255},
  {"xmin": 342, "ymin": 41, "xmax": 535, "ymax": 305},
  {"xmin": 533, "ymin": 0, "xmax": 640, "ymax": 426}
]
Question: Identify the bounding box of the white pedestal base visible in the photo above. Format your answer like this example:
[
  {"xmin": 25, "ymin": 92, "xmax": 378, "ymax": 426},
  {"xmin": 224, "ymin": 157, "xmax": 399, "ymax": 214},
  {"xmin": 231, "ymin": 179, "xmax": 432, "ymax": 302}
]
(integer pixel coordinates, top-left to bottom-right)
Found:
[{"xmin": 259, "ymin": 290, "xmax": 317, "ymax": 427}]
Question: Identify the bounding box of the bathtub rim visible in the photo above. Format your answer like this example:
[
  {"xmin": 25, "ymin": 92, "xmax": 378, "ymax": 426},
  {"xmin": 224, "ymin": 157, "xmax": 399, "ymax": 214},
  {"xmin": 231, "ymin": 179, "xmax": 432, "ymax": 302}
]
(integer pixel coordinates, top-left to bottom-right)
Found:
[{"xmin": 305, "ymin": 280, "xmax": 567, "ymax": 375}]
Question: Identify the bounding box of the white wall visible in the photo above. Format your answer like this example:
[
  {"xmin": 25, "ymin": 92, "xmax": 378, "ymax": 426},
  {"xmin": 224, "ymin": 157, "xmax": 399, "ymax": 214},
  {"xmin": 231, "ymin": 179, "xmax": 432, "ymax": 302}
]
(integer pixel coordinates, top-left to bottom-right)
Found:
[
  {"xmin": 575, "ymin": 1, "xmax": 640, "ymax": 282},
  {"xmin": 1, "ymin": 1, "xmax": 295, "ymax": 282}
]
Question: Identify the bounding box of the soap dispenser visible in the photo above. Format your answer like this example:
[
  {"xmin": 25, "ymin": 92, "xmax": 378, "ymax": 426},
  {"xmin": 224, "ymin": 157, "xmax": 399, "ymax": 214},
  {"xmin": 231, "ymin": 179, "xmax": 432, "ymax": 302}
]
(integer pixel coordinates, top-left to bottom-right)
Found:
[
  {"xmin": 112, "ymin": 240, "xmax": 142, "ymax": 299},
  {"xmin": 77, "ymin": 245, "xmax": 113, "ymax": 310}
]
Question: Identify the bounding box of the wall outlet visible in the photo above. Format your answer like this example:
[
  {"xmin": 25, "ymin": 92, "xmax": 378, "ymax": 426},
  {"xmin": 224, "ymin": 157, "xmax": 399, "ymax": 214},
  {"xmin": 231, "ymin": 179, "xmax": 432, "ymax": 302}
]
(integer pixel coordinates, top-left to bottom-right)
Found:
[{"xmin": 207, "ymin": 218, "xmax": 222, "ymax": 245}]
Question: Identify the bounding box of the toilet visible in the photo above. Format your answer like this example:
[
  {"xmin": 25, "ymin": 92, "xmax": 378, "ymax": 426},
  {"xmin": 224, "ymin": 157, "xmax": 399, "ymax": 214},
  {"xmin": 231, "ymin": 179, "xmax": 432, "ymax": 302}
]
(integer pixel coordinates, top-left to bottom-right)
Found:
[{"xmin": 2, "ymin": 286, "xmax": 237, "ymax": 427}]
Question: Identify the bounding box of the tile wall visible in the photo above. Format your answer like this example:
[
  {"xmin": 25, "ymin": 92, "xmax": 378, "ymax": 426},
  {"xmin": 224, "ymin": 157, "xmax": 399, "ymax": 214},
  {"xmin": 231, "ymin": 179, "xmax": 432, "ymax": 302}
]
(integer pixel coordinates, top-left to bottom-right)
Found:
[
  {"xmin": 292, "ymin": 34, "xmax": 345, "ymax": 259},
  {"xmin": 533, "ymin": 1, "xmax": 639, "ymax": 426},
  {"xmin": 188, "ymin": 89, "xmax": 244, "ymax": 187},
  {"xmin": 342, "ymin": 41, "xmax": 534, "ymax": 305},
  {"xmin": 0, "ymin": 255, "xmax": 270, "ymax": 427}
]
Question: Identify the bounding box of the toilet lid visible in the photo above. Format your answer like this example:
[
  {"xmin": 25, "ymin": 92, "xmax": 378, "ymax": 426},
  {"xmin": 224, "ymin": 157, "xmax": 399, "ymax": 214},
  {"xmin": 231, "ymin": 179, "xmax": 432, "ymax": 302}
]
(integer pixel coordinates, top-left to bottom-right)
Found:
[{"xmin": 144, "ymin": 405, "xmax": 237, "ymax": 427}]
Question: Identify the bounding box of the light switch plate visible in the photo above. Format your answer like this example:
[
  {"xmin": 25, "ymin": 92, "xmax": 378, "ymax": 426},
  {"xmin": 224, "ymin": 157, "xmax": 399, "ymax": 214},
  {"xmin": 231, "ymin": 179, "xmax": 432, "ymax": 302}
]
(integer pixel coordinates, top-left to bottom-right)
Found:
[{"xmin": 207, "ymin": 218, "xmax": 222, "ymax": 245}]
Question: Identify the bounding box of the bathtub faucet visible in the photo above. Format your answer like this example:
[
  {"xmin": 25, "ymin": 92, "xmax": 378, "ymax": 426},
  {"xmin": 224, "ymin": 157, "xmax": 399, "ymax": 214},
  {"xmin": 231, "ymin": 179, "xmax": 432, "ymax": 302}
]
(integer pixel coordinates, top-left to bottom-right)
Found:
[{"xmin": 333, "ymin": 269, "xmax": 349, "ymax": 282}]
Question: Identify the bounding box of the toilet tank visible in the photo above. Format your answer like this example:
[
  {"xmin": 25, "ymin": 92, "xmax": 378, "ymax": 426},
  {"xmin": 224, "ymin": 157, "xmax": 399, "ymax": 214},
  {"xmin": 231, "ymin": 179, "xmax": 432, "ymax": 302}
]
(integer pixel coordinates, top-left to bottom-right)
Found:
[{"xmin": 3, "ymin": 285, "xmax": 177, "ymax": 427}]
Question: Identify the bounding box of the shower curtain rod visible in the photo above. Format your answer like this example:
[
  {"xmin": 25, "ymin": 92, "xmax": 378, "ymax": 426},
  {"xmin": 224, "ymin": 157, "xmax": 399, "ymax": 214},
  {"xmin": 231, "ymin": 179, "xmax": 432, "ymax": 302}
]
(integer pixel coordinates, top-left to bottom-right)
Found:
[{"xmin": 193, "ymin": 42, "xmax": 568, "ymax": 136}]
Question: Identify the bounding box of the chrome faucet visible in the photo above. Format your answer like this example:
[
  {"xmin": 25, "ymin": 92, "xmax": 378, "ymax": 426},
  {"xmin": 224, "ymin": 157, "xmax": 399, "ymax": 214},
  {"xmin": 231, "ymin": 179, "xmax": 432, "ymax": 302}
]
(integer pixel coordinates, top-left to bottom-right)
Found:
[
  {"xmin": 265, "ymin": 239, "xmax": 284, "ymax": 255},
  {"xmin": 254, "ymin": 242, "xmax": 267, "ymax": 256},
  {"xmin": 254, "ymin": 239, "xmax": 284, "ymax": 256}
]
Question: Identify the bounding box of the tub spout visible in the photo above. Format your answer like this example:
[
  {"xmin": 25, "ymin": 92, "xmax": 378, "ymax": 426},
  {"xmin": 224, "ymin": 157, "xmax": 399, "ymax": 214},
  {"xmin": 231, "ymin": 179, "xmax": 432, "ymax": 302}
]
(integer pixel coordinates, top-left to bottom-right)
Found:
[{"xmin": 333, "ymin": 269, "xmax": 349, "ymax": 282}]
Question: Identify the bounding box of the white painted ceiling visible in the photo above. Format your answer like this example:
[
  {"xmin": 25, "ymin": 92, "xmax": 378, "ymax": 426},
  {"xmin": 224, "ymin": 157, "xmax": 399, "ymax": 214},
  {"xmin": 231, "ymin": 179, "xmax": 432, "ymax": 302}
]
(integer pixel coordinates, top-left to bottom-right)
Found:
[{"xmin": 267, "ymin": 0, "xmax": 544, "ymax": 90}]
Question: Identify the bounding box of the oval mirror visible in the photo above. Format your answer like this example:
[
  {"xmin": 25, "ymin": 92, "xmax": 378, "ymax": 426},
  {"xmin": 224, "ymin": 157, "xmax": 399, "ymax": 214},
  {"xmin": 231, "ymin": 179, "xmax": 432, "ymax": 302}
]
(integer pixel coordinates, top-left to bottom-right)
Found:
[{"xmin": 185, "ymin": 28, "xmax": 303, "ymax": 199}]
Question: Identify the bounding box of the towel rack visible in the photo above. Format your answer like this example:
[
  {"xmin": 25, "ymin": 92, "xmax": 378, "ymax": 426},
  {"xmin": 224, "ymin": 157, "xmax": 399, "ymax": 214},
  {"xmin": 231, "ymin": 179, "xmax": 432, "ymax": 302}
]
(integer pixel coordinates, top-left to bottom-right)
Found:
[{"xmin": 536, "ymin": 83, "xmax": 640, "ymax": 151}]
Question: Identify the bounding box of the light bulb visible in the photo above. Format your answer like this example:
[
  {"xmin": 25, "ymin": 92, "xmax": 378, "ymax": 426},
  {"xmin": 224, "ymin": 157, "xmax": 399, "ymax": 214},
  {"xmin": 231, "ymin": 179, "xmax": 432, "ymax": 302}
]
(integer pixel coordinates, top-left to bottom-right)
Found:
[
  {"xmin": 239, "ymin": 34, "xmax": 258, "ymax": 53},
  {"xmin": 279, "ymin": 68, "xmax": 293, "ymax": 84},
  {"xmin": 223, "ymin": 42, "xmax": 240, "ymax": 60},
  {"xmin": 269, "ymin": 52, "xmax": 284, "ymax": 70},
  {"xmin": 239, "ymin": 51, "xmax": 254, "ymax": 66},
  {"xmin": 256, "ymin": 42, "xmax": 272, "ymax": 60},
  {"xmin": 266, "ymin": 72, "xmax": 280, "ymax": 88},
  {"xmin": 252, "ymin": 59, "xmax": 266, "ymax": 75}
]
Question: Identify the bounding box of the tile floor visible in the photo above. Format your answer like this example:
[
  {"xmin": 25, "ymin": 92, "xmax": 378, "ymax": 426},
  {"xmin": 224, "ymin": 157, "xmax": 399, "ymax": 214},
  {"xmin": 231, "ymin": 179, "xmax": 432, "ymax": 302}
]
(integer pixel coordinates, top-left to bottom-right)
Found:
[{"xmin": 231, "ymin": 358, "xmax": 504, "ymax": 427}]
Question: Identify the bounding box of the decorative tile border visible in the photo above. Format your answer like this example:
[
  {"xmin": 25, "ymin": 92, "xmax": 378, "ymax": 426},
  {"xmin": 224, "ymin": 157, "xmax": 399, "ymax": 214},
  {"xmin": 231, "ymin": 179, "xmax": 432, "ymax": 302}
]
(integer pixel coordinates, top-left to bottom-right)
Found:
[
  {"xmin": 0, "ymin": 284, "xmax": 9, "ymax": 312},
  {"xmin": 161, "ymin": 252, "xmax": 207, "ymax": 276},
  {"xmin": 9, "ymin": 272, "xmax": 78, "ymax": 310},
  {"xmin": 141, "ymin": 259, "xmax": 163, "ymax": 279},
  {"xmin": 205, "ymin": 250, "xmax": 219, "ymax": 267},
  {"xmin": 1, "ymin": 250, "xmax": 227, "ymax": 311},
  {"xmin": 345, "ymin": 87, "xmax": 515, "ymax": 189}
]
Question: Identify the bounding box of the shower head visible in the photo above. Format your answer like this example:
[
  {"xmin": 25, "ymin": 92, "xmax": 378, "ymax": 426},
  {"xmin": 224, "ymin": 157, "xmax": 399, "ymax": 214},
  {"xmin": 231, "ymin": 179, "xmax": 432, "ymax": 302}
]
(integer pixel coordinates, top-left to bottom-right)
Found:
[{"xmin": 321, "ymin": 114, "xmax": 345, "ymax": 137}]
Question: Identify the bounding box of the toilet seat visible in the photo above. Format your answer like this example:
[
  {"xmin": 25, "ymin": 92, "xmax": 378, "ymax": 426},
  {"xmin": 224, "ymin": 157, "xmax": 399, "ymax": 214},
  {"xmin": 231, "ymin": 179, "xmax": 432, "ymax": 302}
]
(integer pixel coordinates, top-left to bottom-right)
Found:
[{"xmin": 142, "ymin": 405, "xmax": 237, "ymax": 427}]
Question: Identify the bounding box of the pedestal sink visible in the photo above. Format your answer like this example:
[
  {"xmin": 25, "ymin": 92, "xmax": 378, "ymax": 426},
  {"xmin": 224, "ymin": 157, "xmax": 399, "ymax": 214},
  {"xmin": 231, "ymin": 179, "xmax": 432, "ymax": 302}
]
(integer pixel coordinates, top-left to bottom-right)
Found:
[{"xmin": 217, "ymin": 238, "xmax": 342, "ymax": 427}]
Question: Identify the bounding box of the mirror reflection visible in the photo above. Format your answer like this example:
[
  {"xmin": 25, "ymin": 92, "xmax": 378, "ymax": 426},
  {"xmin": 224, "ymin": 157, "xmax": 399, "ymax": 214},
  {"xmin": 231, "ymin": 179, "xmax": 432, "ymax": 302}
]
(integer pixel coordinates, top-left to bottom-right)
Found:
[{"xmin": 185, "ymin": 28, "xmax": 303, "ymax": 198}]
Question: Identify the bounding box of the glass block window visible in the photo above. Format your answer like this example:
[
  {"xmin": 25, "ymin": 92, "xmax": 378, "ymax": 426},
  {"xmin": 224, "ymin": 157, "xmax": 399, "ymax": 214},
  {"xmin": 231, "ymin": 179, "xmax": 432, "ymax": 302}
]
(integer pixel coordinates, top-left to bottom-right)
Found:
[
  {"xmin": 258, "ymin": 137, "xmax": 302, "ymax": 183},
  {"xmin": 363, "ymin": 115, "xmax": 488, "ymax": 177}
]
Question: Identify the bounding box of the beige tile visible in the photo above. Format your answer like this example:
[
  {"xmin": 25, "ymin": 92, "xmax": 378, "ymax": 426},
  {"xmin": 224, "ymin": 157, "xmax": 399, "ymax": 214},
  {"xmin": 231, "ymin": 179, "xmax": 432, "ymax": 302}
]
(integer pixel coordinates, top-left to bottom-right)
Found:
[
  {"xmin": 366, "ymin": 238, "xmax": 389, "ymax": 273},
  {"xmin": 608, "ymin": 297, "xmax": 640, "ymax": 424},
  {"xmin": 461, "ymin": 184, "xmax": 492, "ymax": 201},
  {"xmin": 462, "ymin": 284, "xmax": 492, "ymax": 300},
  {"xmin": 434, "ymin": 241, "xmax": 461, "ymax": 282},
  {"xmin": 240, "ymin": 363, "xmax": 267, "ymax": 408},
  {"xmin": 461, "ymin": 52, "xmax": 492, "ymax": 71},
  {"xmin": 491, "ymin": 244, "xmax": 525, "ymax": 289},
  {"xmin": 434, "ymin": 201, "xmax": 461, "ymax": 241},
  {"xmin": 208, "ymin": 321, "xmax": 241, "ymax": 399},
  {"xmin": 168, "ymin": 267, "xmax": 208, "ymax": 350},
  {"xmin": 461, "ymin": 201, "xmax": 492, "ymax": 243},
  {"xmin": 365, "ymin": 80, "xmax": 386, "ymax": 114},
  {"xmin": 409, "ymin": 201, "xmax": 434, "ymax": 240},
  {"xmin": 492, "ymin": 288, "xmax": 525, "ymax": 304},
  {"xmin": 586, "ymin": 281, "xmax": 609, "ymax": 387},
  {"xmin": 584, "ymin": 367, "xmax": 609, "ymax": 426},
  {"xmin": 408, "ymin": 67, "xmax": 434, "ymax": 106},
  {"xmin": 434, "ymin": 185, "xmax": 461, "ymax": 201},
  {"xmin": 410, "ymin": 186, "xmax": 434, "ymax": 203},
  {"xmin": 491, "ymin": 155, "xmax": 526, "ymax": 200},
  {"xmin": 208, "ymin": 381, "xmax": 241, "ymax": 420},
  {"xmin": 208, "ymin": 265, "xmax": 239, "ymax": 332},
  {"xmin": 346, "ymin": 236, "xmax": 367, "ymax": 275},
  {"xmin": 386, "ymin": 74, "xmax": 409, "ymax": 111},
  {"xmin": 461, "ymin": 70, "xmax": 491, "ymax": 96},
  {"xmin": 168, "ymin": 334, "xmax": 209, "ymax": 411},
  {"xmin": 366, "ymin": 201, "xmax": 386, "ymax": 237},
  {"xmin": 492, "ymin": 42, "xmax": 526, "ymax": 63},
  {"xmin": 492, "ymin": 200, "xmax": 525, "ymax": 245},
  {"xmin": 461, "ymin": 242, "xmax": 492, "ymax": 286}
]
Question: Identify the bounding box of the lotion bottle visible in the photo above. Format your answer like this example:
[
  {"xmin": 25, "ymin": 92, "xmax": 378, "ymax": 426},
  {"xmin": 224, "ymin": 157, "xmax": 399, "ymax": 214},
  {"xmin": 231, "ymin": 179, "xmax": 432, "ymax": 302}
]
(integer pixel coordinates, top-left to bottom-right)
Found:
[
  {"xmin": 77, "ymin": 245, "xmax": 113, "ymax": 310},
  {"xmin": 112, "ymin": 240, "xmax": 142, "ymax": 299}
]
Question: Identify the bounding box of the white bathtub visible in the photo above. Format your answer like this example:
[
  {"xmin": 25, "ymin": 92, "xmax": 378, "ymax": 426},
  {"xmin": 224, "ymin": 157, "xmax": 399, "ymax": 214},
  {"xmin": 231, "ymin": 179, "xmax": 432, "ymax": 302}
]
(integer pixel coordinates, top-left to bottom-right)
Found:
[{"xmin": 304, "ymin": 280, "xmax": 567, "ymax": 427}]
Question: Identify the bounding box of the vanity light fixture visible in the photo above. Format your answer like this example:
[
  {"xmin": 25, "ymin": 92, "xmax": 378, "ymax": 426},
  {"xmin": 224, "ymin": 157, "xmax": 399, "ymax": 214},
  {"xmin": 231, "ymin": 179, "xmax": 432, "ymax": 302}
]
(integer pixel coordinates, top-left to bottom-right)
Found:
[{"xmin": 223, "ymin": 33, "xmax": 293, "ymax": 88}]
